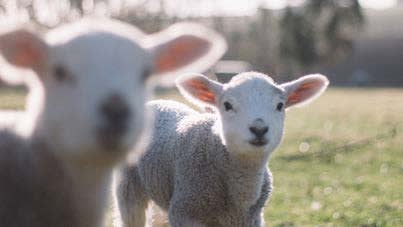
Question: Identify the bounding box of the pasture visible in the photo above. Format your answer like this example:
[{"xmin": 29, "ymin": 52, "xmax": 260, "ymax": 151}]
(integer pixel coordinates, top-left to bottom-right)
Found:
[{"xmin": 1, "ymin": 87, "xmax": 402, "ymax": 226}]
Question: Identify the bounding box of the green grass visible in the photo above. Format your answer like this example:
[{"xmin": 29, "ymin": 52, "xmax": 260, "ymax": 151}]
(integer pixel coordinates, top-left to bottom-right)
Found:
[
  {"xmin": 2, "ymin": 88, "xmax": 402, "ymax": 226},
  {"xmin": 263, "ymin": 89, "xmax": 403, "ymax": 227}
]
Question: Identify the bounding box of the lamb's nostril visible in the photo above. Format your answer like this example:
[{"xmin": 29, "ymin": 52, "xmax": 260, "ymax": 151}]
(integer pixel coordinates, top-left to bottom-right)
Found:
[
  {"xmin": 249, "ymin": 126, "xmax": 269, "ymax": 138},
  {"xmin": 97, "ymin": 94, "xmax": 131, "ymax": 150},
  {"xmin": 100, "ymin": 94, "xmax": 130, "ymax": 126}
]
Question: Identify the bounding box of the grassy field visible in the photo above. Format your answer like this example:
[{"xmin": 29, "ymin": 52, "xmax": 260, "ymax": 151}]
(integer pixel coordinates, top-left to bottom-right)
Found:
[
  {"xmin": 264, "ymin": 89, "xmax": 403, "ymax": 227},
  {"xmin": 1, "ymin": 88, "xmax": 402, "ymax": 226}
]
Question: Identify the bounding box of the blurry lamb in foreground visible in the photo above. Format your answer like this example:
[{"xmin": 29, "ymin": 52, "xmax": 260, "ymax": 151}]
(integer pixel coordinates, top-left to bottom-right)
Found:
[{"xmin": 0, "ymin": 18, "xmax": 226, "ymax": 227}]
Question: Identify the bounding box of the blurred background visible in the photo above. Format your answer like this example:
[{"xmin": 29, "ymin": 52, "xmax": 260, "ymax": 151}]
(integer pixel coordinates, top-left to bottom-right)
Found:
[
  {"xmin": 0, "ymin": 0, "xmax": 402, "ymax": 226},
  {"xmin": 1, "ymin": 0, "xmax": 403, "ymax": 85}
]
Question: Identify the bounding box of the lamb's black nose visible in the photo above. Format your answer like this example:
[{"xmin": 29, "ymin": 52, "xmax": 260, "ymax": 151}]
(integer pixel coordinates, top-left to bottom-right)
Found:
[
  {"xmin": 98, "ymin": 94, "xmax": 131, "ymax": 149},
  {"xmin": 100, "ymin": 94, "xmax": 130, "ymax": 129},
  {"xmin": 249, "ymin": 126, "xmax": 269, "ymax": 138}
]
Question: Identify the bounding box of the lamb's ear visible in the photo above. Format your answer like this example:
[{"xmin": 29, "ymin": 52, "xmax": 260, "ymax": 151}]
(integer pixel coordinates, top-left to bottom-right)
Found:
[
  {"xmin": 280, "ymin": 74, "xmax": 329, "ymax": 108},
  {"xmin": 144, "ymin": 23, "xmax": 227, "ymax": 85},
  {"xmin": 0, "ymin": 29, "xmax": 48, "ymax": 74},
  {"xmin": 176, "ymin": 74, "xmax": 223, "ymax": 108}
]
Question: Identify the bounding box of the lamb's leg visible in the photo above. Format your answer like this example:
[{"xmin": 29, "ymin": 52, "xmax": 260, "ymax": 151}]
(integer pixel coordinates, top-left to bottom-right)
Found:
[
  {"xmin": 250, "ymin": 170, "xmax": 272, "ymax": 227},
  {"xmin": 114, "ymin": 165, "xmax": 149, "ymax": 227},
  {"xmin": 146, "ymin": 202, "xmax": 169, "ymax": 227}
]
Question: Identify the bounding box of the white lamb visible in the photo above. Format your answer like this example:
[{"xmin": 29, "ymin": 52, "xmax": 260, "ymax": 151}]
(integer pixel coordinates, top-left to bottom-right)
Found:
[
  {"xmin": 114, "ymin": 72, "xmax": 329, "ymax": 227},
  {"xmin": 0, "ymin": 18, "xmax": 226, "ymax": 227}
]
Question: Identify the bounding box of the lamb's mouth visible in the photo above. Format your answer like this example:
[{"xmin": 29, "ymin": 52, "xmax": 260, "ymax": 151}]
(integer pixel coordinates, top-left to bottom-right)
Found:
[
  {"xmin": 96, "ymin": 125, "xmax": 127, "ymax": 150},
  {"xmin": 249, "ymin": 138, "xmax": 268, "ymax": 147}
]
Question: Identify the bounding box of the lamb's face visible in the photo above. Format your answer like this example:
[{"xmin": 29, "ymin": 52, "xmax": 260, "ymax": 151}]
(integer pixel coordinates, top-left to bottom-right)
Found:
[
  {"xmin": 42, "ymin": 32, "xmax": 151, "ymax": 159},
  {"xmin": 217, "ymin": 73, "xmax": 285, "ymax": 154},
  {"xmin": 176, "ymin": 72, "xmax": 329, "ymax": 157}
]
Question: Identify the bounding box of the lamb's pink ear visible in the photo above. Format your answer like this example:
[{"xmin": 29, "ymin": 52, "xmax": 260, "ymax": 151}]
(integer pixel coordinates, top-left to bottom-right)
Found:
[
  {"xmin": 0, "ymin": 29, "xmax": 48, "ymax": 74},
  {"xmin": 144, "ymin": 23, "xmax": 227, "ymax": 85},
  {"xmin": 281, "ymin": 74, "xmax": 329, "ymax": 108},
  {"xmin": 176, "ymin": 74, "xmax": 223, "ymax": 108}
]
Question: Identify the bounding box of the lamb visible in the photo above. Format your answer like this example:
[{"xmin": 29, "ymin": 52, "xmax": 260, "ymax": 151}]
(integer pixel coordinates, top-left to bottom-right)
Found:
[
  {"xmin": 0, "ymin": 18, "xmax": 226, "ymax": 227},
  {"xmin": 114, "ymin": 72, "xmax": 329, "ymax": 227}
]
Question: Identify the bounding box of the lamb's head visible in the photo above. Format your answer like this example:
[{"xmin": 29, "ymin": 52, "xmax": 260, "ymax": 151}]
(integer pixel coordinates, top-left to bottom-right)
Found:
[
  {"xmin": 177, "ymin": 72, "xmax": 328, "ymax": 156},
  {"xmin": 0, "ymin": 19, "xmax": 226, "ymax": 163}
]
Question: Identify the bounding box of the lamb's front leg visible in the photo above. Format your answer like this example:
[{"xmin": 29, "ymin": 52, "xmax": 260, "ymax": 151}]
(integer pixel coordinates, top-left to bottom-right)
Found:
[
  {"xmin": 250, "ymin": 170, "xmax": 272, "ymax": 227},
  {"xmin": 251, "ymin": 212, "xmax": 265, "ymax": 227},
  {"xmin": 114, "ymin": 166, "xmax": 149, "ymax": 227}
]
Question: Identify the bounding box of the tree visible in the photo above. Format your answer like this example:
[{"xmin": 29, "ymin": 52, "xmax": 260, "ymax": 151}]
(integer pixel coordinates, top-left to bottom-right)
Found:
[{"xmin": 278, "ymin": 0, "xmax": 364, "ymax": 77}]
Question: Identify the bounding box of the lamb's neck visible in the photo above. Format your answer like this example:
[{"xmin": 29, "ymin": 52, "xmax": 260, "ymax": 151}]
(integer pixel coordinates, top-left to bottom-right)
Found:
[
  {"xmin": 29, "ymin": 138, "xmax": 113, "ymax": 226},
  {"xmin": 64, "ymin": 157, "xmax": 113, "ymax": 227},
  {"xmin": 225, "ymin": 152, "xmax": 268, "ymax": 209}
]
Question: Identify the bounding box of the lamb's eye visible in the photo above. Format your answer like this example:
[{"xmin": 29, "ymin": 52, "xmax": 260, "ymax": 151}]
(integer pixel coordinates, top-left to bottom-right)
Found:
[
  {"xmin": 276, "ymin": 102, "xmax": 284, "ymax": 111},
  {"xmin": 224, "ymin": 101, "xmax": 233, "ymax": 111},
  {"xmin": 53, "ymin": 65, "xmax": 70, "ymax": 82}
]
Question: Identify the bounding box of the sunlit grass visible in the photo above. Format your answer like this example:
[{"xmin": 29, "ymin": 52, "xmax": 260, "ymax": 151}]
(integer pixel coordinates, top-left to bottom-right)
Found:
[
  {"xmin": 266, "ymin": 89, "xmax": 403, "ymax": 227},
  {"xmin": 2, "ymin": 87, "xmax": 402, "ymax": 226}
]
